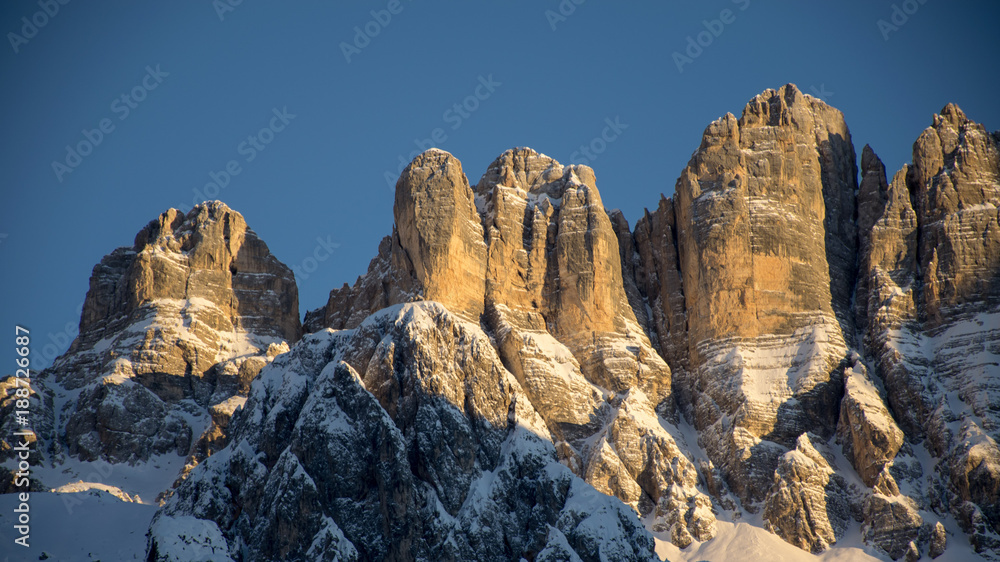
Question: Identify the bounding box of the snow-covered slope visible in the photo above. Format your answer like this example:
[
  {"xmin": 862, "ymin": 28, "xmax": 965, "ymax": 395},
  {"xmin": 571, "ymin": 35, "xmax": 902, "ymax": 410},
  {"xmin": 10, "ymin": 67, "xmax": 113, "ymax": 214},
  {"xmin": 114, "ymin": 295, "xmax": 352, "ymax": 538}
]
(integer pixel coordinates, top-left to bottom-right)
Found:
[
  {"xmin": 150, "ymin": 302, "xmax": 659, "ymax": 561},
  {"xmin": 0, "ymin": 490, "xmax": 155, "ymax": 560}
]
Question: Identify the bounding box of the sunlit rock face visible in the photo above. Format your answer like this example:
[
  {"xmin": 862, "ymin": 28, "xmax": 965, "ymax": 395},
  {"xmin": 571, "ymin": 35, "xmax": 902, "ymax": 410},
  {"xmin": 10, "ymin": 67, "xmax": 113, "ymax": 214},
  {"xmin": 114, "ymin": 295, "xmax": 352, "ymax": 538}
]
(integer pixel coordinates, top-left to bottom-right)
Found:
[
  {"xmin": 303, "ymin": 147, "xmax": 714, "ymax": 546},
  {"xmin": 633, "ymin": 86, "xmax": 858, "ymax": 537},
  {"xmin": 629, "ymin": 88, "xmax": 1000, "ymax": 558},
  {"xmin": 1, "ymin": 202, "xmax": 299, "ymax": 469},
  {"xmin": 856, "ymin": 104, "xmax": 1000, "ymax": 556}
]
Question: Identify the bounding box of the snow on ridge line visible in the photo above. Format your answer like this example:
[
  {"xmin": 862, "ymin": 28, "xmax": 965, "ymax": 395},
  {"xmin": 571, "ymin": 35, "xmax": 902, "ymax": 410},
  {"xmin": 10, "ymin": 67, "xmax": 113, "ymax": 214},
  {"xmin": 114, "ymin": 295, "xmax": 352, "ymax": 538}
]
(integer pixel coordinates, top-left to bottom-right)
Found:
[{"xmin": 51, "ymin": 481, "xmax": 139, "ymax": 503}]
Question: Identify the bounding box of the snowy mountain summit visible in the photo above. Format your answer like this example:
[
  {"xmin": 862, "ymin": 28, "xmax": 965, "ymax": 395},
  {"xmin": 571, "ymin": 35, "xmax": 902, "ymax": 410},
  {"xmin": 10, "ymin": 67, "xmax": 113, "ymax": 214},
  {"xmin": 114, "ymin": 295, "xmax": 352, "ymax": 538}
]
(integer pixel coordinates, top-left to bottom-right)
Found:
[{"xmin": 3, "ymin": 84, "xmax": 999, "ymax": 561}]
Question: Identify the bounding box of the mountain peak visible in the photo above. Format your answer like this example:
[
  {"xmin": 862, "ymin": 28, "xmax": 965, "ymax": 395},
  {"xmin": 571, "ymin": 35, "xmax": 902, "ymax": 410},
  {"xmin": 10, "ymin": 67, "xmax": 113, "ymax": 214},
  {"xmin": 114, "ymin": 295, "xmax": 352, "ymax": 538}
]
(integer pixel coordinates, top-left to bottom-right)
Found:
[
  {"xmin": 32, "ymin": 202, "xmax": 300, "ymax": 465},
  {"xmin": 9, "ymin": 86, "xmax": 1000, "ymax": 562},
  {"xmin": 937, "ymin": 101, "xmax": 968, "ymax": 127}
]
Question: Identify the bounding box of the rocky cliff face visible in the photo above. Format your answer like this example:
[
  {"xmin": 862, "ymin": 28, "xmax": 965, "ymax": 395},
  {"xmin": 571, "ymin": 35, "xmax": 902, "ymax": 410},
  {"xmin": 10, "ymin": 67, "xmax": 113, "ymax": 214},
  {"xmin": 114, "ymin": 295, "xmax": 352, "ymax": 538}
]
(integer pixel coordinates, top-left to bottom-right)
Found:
[
  {"xmin": 626, "ymin": 85, "xmax": 1000, "ymax": 558},
  {"xmin": 632, "ymin": 86, "xmax": 858, "ymax": 543},
  {"xmin": 4, "ymin": 84, "xmax": 998, "ymax": 562},
  {"xmin": 855, "ymin": 104, "xmax": 1000, "ymax": 556},
  {"xmin": 304, "ymin": 147, "xmax": 715, "ymax": 547},
  {"xmin": 1, "ymin": 202, "xmax": 299, "ymax": 485}
]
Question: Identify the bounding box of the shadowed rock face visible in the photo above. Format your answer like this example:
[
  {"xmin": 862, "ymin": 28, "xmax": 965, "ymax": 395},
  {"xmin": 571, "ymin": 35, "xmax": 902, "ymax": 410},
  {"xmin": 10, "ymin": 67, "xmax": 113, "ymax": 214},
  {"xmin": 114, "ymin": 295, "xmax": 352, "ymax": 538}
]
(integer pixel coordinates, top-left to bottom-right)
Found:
[
  {"xmin": 305, "ymin": 146, "xmax": 714, "ymax": 546},
  {"xmin": 13, "ymin": 202, "xmax": 300, "ymax": 466},
  {"xmin": 856, "ymin": 105, "xmax": 1000, "ymax": 556},
  {"xmin": 763, "ymin": 434, "xmax": 849, "ymax": 554},
  {"xmin": 151, "ymin": 303, "xmax": 660, "ymax": 562}
]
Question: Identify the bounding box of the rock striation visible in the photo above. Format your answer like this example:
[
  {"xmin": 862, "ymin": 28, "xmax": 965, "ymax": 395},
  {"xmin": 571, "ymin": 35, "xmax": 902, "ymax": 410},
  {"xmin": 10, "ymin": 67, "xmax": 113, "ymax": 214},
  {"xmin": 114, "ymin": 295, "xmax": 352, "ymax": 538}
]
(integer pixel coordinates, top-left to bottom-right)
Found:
[
  {"xmin": 305, "ymin": 147, "xmax": 715, "ymax": 546},
  {"xmin": 631, "ymin": 86, "xmax": 858, "ymax": 551},
  {"xmin": 3, "ymin": 202, "xmax": 299, "ymax": 480},
  {"xmin": 5, "ymin": 84, "xmax": 999, "ymax": 562},
  {"xmin": 856, "ymin": 104, "xmax": 1000, "ymax": 557}
]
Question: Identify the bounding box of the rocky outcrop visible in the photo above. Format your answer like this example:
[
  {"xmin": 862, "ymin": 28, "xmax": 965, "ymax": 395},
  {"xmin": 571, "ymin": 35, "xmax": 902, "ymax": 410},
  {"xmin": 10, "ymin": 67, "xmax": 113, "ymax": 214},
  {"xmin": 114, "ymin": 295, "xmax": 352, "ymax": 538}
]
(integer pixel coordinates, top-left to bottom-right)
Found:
[
  {"xmin": 862, "ymin": 494, "xmax": 923, "ymax": 560},
  {"xmin": 150, "ymin": 303, "xmax": 659, "ymax": 561},
  {"xmin": 305, "ymin": 147, "xmax": 714, "ymax": 545},
  {"xmin": 629, "ymin": 86, "xmax": 858, "ymax": 554},
  {"xmin": 472, "ymin": 150, "xmax": 705, "ymax": 540},
  {"xmin": 763, "ymin": 434, "xmax": 850, "ymax": 553},
  {"xmin": 394, "ymin": 149, "xmax": 488, "ymax": 321},
  {"xmin": 24, "ymin": 202, "xmax": 300, "ymax": 468},
  {"xmin": 836, "ymin": 358, "xmax": 905, "ymax": 492},
  {"xmin": 911, "ymin": 105, "xmax": 1000, "ymax": 323},
  {"xmin": 857, "ymin": 106, "xmax": 1000, "ymax": 556},
  {"xmin": 303, "ymin": 149, "xmax": 486, "ymax": 331}
]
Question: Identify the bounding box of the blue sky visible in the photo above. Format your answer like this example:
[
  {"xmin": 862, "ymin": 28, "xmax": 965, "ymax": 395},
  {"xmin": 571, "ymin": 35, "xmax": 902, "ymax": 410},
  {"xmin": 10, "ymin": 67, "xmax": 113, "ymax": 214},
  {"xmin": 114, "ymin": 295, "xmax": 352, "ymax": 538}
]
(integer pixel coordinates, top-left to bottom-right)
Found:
[{"xmin": 2, "ymin": 0, "xmax": 998, "ymax": 371}]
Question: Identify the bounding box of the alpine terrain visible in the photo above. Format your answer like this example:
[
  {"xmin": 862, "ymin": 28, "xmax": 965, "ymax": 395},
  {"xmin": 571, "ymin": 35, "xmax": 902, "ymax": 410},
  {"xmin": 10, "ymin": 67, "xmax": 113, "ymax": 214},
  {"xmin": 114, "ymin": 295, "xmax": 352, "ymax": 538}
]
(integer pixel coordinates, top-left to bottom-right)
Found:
[{"xmin": 2, "ymin": 84, "xmax": 998, "ymax": 561}]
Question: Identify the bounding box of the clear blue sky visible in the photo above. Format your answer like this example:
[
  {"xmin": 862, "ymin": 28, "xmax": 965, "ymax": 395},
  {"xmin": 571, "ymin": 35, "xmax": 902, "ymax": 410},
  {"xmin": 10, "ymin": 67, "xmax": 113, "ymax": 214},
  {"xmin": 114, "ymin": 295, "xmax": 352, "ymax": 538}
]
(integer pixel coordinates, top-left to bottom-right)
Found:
[{"xmin": 2, "ymin": 1, "xmax": 998, "ymax": 371}]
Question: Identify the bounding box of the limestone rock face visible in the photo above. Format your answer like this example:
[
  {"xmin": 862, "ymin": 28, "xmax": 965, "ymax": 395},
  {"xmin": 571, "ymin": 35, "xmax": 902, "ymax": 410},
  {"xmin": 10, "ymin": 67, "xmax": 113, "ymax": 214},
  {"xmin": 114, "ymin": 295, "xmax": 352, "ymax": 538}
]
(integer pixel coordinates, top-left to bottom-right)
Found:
[
  {"xmin": 393, "ymin": 149, "xmax": 488, "ymax": 321},
  {"xmin": 633, "ymin": 85, "xmax": 857, "ymax": 528},
  {"xmin": 623, "ymin": 87, "xmax": 1000, "ymax": 559},
  {"xmin": 304, "ymin": 149, "xmax": 487, "ymax": 331},
  {"xmin": 763, "ymin": 434, "xmax": 850, "ymax": 553},
  {"xmin": 475, "ymin": 149, "xmax": 709, "ymax": 543},
  {"xmin": 836, "ymin": 359, "xmax": 905, "ymax": 490},
  {"xmin": 150, "ymin": 303, "xmax": 659, "ymax": 562},
  {"xmin": 911, "ymin": 104, "xmax": 1000, "ymax": 323},
  {"xmin": 930, "ymin": 520, "xmax": 948, "ymax": 558},
  {"xmin": 24, "ymin": 202, "xmax": 299, "ymax": 468},
  {"xmin": 856, "ymin": 107, "xmax": 1000, "ymax": 555},
  {"xmin": 862, "ymin": 494, "xmax": 924, "ymax": 561},
  {"xmin": 305, "ymin": 147, "xmax": 713, "ymax": 545},
  {"xmin": 474, "ymin": 148, "xmax": 670, "ymax": 413}
]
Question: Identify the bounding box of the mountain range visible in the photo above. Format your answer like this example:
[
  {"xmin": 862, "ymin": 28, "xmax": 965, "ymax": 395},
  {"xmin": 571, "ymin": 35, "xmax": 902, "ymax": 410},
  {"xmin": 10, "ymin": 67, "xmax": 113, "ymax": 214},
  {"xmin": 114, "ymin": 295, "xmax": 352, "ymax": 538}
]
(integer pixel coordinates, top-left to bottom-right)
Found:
[{"xmin": 2, "ymin": 83, "xmax": 998, "ymax": 561}]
